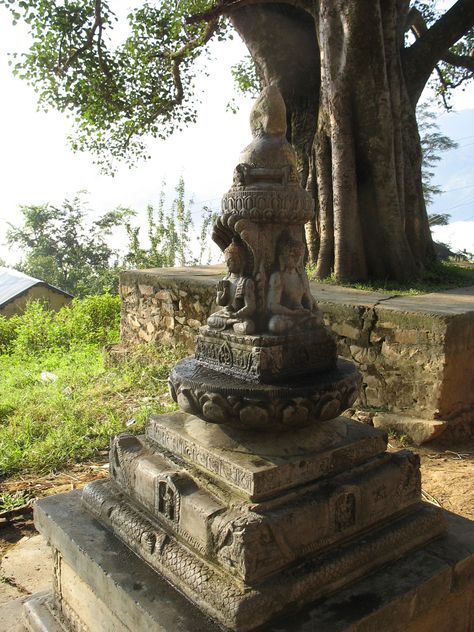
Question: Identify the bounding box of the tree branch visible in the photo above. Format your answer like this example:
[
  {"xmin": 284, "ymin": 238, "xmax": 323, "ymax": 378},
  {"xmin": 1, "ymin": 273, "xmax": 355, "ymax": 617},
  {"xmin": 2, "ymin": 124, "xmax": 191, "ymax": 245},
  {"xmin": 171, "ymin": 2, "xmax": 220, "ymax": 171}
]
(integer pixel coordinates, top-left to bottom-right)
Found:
[
  {"xmin": 403, "ymin": 0, "xmax": 474, "ymax": 105},
  {"xmin": 57, "ymin": 0, "xmax": 104, "ymax": 74},
  {"xmin": 186, "ymin": 0, "xmax": 311, "ymax": 25},
  {"xmin": 442, "ymin": 51, "xmax": 474, "ymax": 72}
]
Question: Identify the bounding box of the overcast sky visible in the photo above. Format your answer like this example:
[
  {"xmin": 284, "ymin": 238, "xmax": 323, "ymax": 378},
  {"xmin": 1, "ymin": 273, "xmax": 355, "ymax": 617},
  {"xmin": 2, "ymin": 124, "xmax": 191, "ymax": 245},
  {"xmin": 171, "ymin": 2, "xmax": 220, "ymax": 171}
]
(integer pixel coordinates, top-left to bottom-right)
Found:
[{"xmin": 0, "ymin": 1, "xmax": 473, "ymax": 263}]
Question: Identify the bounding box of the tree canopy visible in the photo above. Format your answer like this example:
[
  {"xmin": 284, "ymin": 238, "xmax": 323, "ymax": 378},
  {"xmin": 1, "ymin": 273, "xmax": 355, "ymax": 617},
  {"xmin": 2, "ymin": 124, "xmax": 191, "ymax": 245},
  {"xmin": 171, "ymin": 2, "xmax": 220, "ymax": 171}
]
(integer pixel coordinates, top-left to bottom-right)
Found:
[{"xmin": 2, "ymin": 0, "xmax": 473, "ymax": 281}]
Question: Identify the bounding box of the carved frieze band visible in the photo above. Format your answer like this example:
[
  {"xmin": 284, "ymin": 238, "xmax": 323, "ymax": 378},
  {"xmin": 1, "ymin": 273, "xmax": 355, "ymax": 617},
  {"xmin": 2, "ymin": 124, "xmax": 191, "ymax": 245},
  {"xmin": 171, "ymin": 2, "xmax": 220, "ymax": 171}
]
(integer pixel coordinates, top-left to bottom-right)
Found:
[
  {"xmin": 146, "ymin": 421, "xmax": 386, "ymax": 500},
  {"xmin": 168, "ymin": 362, "xmax": 361, "ymax": 431},
  {"xmin": 221, "ymin": 189, "xmax": 314, "ymax": 224},
  {"xmin": 195, "ymin": 335, "xmax": 336, "ymax": 381}
]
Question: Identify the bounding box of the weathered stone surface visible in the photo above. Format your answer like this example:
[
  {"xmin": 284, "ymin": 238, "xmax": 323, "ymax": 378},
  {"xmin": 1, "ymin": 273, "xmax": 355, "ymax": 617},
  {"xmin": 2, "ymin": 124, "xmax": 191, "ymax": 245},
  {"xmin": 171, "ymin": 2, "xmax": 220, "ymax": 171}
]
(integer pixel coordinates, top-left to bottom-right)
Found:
[
  {"xmin": 195, "ymin": 326, "xmax": 337, "ymax": 383},
  {"xmin": 23, "ymin": 592, "xmax": 65, "ymax": 632},
  {"xmin": 373, "ymin": 412, "xmax": 447, "ymax": 445},
  {"xmin": 98, "ymin": 423, "xmax": 426, "ymax": 585},
  {"xmin": 30, "ymin": 491, "xmax": 221, "ymax": 632},
  {"xmin": 1, "ymin": 535, "xmax": 52, "ymax": 597},
  {"xmin": 74, "ymin": 402, "xmax": 448, "ymax": 631},
  {"xmin": 27, "ymin": 490, "xmax": 462, "ymax": 632},
  {"xmin": 168, "ymin": 357, "xmax": 361, "ymax": 430},
  {"xmin": 145, "ymin": 412, "xmax": 387, "ymax": 500}
]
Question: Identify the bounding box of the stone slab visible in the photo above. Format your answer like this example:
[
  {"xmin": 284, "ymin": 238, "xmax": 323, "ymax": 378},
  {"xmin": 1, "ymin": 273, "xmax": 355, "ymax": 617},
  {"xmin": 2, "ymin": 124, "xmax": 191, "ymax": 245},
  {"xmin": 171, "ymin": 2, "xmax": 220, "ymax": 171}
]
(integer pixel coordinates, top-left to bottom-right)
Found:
[
  {"xmin": 1, "ymin": 597, "xmax": 30, "ymax": 632},
  {"xmin": 23, "ymin": 592, "xmax": 64, "ymax": 632},
  {"xmin": 25, "ymin": 492, "xmax": 474, "ymax": 632},
  {"xmin": 32, "ymin": 490, "xmax": 221, "ymax": 632},
  {"xmin": 372, "ymin": 413, "xmax": 447, "ymax": 445},
  {"xmin": 79, "ymin": 477, "xmax": 445, "ymax": 630},
  {"xmin": 145, "ymin": 412, "xmax": 387, "ymax": 500}
]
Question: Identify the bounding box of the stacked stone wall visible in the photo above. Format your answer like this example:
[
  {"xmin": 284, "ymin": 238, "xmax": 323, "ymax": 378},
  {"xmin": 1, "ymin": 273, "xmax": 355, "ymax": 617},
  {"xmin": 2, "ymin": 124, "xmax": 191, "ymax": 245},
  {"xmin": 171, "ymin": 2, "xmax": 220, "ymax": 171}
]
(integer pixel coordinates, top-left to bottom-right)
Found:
[{"xmin": 118, "ymin": 268, "xmax": 474, "ymax": 440}]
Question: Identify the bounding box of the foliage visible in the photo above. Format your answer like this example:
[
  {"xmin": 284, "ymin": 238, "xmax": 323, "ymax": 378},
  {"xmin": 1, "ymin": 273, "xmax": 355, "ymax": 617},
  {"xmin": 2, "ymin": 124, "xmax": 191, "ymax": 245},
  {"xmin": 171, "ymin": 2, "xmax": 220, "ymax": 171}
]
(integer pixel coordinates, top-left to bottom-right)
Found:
[
  {"xmin": 0, "ymin": 292, "xmax": 183, "ymax": 477},
  {"xmin": 0, "ymin": 0, "xmax": 229, "ymax": 171},
  {"xmin": 227, "ymin": 55, "xmax": 262, "ymax": 112},
  {"xmin": 411, "ymin": 1, "xmax": 474, "ymax": 110},
  {"xmin": 417, "ymin": 104, "xmax": 458, "ymax": 207},
  {"xmin": 1, "ymin": 0, "xmax": 471, "ymax": 168},
  {"xmin": 0, "ymin": 314, "xmax": 20, "ymax": 354},
  {"xmin": 0, "ymin": 343, "xmax": 180, "ymax": 477},
  {"xmin": 428, "ymin": 212, "xmax": 451, "ymax": 226},
  {"xmin": 6, "ymin": 180, "xmax": 218, "ymax": 295},
  {"xmin": 0, "ymin": 490, "xmax": 32, "ymax": 513},
  {"xmin": 6, "ymin": 193, "xmax": 129, "ymax": 297},
  {"xmin": 123, "ymin": 177, "xmax": 218, "ymax": 269},
  {"xmin": 0, "ymin": 294, "xmax": 120, "ymax": 356}
]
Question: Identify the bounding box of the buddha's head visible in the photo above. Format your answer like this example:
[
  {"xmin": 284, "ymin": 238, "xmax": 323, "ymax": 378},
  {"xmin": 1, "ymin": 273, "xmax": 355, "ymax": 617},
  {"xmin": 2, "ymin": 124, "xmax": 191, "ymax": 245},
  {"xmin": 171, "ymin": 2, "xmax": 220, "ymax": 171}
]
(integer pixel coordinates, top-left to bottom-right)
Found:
[
  {"xmin": 224, "ymin": 239, "xmax": 247, "ymax": 275},
  {"xmin": 279, "ymin": 236, "xmax": 305, "ymax": 271}
]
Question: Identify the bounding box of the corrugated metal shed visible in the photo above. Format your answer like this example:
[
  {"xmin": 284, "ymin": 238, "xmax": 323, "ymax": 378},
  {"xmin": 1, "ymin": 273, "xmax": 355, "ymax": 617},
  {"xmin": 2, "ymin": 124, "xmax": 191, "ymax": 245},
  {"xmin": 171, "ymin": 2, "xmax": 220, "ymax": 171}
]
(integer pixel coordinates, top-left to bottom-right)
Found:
[{"xmin": 0, "ymin": 267, "xmax": 72, "ymax": 308}]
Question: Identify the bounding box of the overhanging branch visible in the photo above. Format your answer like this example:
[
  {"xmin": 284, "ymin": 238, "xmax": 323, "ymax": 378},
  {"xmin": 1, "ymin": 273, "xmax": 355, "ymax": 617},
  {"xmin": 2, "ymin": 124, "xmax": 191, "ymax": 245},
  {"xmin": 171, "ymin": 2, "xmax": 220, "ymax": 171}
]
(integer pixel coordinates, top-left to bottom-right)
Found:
[
  {"xmin": 187, "ymin": 0, "xmax": 311, "ymax": 25},
  {"xmin": 403, "ymin": 0, "xmax": 474, "ymax": 105}
]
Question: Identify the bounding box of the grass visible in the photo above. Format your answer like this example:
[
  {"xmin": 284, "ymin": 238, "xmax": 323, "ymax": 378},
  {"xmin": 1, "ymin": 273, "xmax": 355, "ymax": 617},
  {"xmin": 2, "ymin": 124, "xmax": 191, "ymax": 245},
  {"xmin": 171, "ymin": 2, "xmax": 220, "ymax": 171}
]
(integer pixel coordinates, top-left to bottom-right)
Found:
[
  {"xmin": 0, "ymin": 490, "xmax": 32, "ymax": 513},
  {"xmin": 0, "ymin": 296, "xmax": 184, "ymax": 480},
  {"xmin": 0, "ymin": 344, "xmax": 181, "ymax": 478},
  {"xmin": 308, "ymin": 260, "xmax": 474, "ymax": 295}
]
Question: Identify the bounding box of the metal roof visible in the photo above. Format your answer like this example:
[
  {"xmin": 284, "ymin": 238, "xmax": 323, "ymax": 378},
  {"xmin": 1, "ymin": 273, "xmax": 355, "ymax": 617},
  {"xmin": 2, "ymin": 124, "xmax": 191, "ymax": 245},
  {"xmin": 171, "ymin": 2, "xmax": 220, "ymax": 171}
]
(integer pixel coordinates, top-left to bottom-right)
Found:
[{"xmin": 0, "ymin": 267, "xmax": 72, "ymax": 308}]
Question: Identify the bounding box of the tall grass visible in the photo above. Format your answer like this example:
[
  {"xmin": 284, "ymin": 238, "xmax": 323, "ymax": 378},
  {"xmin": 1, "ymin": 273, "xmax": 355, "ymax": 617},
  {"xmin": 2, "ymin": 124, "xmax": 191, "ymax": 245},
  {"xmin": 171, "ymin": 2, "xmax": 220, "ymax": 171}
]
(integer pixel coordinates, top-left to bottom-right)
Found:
[{"xmin": 0, "ymin": 297, "xmax": 180, "ymax": 478}]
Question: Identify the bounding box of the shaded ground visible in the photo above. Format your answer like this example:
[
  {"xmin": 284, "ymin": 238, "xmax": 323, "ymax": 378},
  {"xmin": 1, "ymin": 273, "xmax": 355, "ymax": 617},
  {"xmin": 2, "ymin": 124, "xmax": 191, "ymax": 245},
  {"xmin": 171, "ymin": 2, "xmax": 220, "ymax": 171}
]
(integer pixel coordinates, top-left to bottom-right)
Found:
[{"xmin": 0, "ymin": 457, "xmax": 108, "ymax": 559}]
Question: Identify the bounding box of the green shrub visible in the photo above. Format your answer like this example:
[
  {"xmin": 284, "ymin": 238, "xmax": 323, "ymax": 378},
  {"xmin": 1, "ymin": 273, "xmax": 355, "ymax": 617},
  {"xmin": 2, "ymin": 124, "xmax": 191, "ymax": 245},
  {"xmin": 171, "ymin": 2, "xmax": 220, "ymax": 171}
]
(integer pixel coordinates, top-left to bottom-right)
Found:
[
  {"xmin": 12, "ymin": 301, "xmax": 67, "ymax": 355},
  {"xmin": 62, "ymin": 294, "xmax": 121, "ymax": 346},
  {"xmin": 0, "ymin": 315, "xmax": 20, "ymax": 354},
  {"xmin": 0, "ymin": 294, "xmax": 121, "ymax": 356}
]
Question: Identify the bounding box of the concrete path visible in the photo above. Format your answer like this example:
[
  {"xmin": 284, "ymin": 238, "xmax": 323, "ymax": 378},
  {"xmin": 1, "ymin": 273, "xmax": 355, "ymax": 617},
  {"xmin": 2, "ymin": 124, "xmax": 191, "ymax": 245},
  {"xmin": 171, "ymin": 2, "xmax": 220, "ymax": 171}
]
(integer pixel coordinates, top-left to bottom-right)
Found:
[{"xmin": 0, "ymin": 534, "xmax": 52, "ymax": 631}]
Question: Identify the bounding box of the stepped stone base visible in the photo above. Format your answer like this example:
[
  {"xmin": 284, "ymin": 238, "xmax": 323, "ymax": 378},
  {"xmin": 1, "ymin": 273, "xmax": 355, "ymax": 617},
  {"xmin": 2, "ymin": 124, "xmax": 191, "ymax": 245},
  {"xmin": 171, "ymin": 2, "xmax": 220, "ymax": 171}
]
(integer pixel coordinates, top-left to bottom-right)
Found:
[
  {"xmin": 25, "ymin": 492, "xmax": 474, "ymax": 632},
  {"xmin": 25, "ymin": 413, "xmax": 454, "ymax": 631}
]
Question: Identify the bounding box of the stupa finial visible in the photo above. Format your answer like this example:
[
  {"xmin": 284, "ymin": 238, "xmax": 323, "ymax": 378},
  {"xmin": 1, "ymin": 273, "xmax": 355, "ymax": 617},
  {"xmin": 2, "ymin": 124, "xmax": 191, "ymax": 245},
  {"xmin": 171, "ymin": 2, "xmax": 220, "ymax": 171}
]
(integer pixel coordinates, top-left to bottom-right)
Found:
[{"xmin": 249, "ymin": 84, "xmax": 287, "ymax": 137}]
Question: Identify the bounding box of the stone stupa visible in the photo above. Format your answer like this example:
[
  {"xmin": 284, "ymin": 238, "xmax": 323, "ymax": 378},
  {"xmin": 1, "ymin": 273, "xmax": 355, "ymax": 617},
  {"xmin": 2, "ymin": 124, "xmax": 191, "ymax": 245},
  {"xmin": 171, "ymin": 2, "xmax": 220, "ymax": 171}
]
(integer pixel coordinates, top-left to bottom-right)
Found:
[{"xmin": 25, "ymin": 86, "xmax": 448, "ymax": 632}]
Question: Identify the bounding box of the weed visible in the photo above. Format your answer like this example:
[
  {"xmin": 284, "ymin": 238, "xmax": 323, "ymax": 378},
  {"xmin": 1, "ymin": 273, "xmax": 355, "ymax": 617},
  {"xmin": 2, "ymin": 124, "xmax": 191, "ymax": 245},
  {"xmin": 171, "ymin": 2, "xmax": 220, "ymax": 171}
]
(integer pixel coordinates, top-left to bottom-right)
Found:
[
  {"xmin": 387, "ymin": 429, "xmax": 410, "ymax": 446},
  {"xmin": 0, "ymin": 490, "xmax": 32, "ymax": 512},
  {"xmin": 0, "ymin": 295, "xmax": 183, "ymax": 478}
]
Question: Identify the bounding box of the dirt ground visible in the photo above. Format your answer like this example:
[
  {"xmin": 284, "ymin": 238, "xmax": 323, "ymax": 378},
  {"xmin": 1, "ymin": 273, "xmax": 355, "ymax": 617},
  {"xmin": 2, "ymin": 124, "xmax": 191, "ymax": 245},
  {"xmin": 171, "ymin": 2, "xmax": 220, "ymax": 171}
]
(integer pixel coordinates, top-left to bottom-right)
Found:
[{"xmin": 1, "ymin": 440, "xmax": 474, "ymax": 559}]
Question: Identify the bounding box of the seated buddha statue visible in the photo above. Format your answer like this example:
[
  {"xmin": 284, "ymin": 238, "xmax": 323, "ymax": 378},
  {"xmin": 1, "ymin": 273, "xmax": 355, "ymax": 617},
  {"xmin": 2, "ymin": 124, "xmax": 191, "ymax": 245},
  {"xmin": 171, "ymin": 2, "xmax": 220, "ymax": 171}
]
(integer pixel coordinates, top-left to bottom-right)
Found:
[
  {"xmin": 207, "ymin": 239, "xmax": 256, "ymax": 335},
  {"xmin": 267, "ymin": 235, "xmax": 323, "ymax": 335}
]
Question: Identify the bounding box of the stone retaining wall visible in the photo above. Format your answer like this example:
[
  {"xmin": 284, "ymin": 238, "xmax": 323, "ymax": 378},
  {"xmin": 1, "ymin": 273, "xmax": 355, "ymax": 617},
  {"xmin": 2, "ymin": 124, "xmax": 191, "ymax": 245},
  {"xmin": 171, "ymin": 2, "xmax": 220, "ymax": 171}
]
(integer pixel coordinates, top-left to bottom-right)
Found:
[{"xmin": 119, "ymin": 267, "xmax": 474, "ymax": 442}]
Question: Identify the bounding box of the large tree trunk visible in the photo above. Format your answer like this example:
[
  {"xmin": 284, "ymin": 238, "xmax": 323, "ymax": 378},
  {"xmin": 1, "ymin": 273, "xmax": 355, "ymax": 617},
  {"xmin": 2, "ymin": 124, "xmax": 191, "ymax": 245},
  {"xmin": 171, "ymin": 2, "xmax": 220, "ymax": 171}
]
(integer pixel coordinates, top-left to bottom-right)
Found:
[{"xmin": 231, "ymin": 0, "xmax": 436, "ymax": 282}]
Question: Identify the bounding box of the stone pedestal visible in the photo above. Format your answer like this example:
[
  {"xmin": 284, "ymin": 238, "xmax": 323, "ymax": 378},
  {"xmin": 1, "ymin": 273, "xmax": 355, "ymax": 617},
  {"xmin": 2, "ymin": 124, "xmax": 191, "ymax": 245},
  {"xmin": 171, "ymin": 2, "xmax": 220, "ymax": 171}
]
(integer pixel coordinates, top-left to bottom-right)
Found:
[
  {"xmin": 20, "ymin": 85, "xmax": 472, "ymax": 632},
  {"xmin": 82, "ymin": 413, "xmax": 446, "ymax": 630},
  {"xmin": 24, "ymin": 412, "xmax": 453, "ymax": 632}
]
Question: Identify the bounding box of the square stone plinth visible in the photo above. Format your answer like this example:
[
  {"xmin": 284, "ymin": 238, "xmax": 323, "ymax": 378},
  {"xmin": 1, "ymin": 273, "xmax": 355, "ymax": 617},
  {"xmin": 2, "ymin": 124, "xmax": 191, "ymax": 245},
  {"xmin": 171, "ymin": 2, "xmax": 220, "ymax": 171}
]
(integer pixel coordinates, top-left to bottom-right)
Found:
[
  {"xmin": 25, "ymin": 491, "xmax": 474, "ymax": 632},
  {"xmin": 145, "ymin": 412, "xmax": 387, "ymax": 501},
  {"xmin": 195, "ymin": 326, "xmax": 336, "ymax": 382}
]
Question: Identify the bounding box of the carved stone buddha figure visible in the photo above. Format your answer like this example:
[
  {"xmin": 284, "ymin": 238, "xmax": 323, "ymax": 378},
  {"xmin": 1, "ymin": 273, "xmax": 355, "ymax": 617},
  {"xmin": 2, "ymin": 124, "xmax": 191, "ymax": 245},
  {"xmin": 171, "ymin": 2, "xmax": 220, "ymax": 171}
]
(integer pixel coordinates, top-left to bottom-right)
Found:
[
  {"xmin": 207, "ymin": 239, "xmax": 256, "ymax": 335},
  {"xmin": 267, "ymin": 235, "xmax": 323, "ymax": 335}
]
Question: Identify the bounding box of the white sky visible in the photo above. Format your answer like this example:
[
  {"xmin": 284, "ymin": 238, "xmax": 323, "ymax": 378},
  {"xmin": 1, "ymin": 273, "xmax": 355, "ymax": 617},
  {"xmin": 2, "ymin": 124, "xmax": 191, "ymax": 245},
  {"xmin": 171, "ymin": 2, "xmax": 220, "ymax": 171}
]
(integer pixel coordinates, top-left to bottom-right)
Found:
[{"xmin": 0, "ymin": 1, "xmax": 473, "ymax": 262}]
